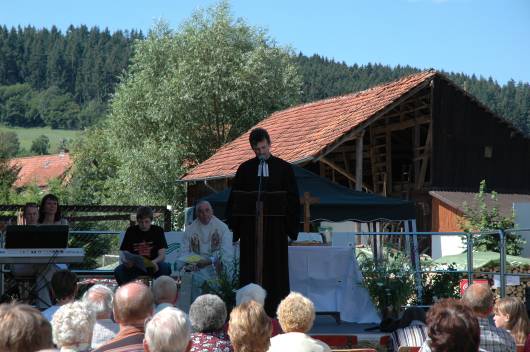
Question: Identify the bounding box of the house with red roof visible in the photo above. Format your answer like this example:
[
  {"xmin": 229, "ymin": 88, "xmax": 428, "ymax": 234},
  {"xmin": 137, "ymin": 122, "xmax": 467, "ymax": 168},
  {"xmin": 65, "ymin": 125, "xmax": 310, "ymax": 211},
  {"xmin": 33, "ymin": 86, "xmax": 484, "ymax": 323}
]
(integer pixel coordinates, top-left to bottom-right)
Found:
[
  {"xmin": 9, "ymin": 152, "xmax": 72, "ymax": 189},
  {"xmin": 182, "ymin": 70, "xmax": 530, "ymax": 231}
]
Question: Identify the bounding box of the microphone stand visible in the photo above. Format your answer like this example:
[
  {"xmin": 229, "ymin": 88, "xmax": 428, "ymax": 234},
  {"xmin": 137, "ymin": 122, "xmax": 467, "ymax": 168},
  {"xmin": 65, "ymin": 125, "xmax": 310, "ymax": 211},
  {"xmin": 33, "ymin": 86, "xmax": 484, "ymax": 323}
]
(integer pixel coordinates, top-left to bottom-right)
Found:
[{"xmin": 255, "ymin": 157, "xmax": 265, "ymax": 285}]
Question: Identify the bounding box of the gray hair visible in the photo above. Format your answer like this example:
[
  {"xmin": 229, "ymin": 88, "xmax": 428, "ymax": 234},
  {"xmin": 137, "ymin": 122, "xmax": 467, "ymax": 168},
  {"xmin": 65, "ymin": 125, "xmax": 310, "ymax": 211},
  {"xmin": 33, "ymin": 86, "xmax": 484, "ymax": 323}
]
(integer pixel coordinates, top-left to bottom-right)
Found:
[
  {"xmin": 145, "ymin": 307, "xmax": 191, "ymax": 352},
  {"xmin": 236, "ymin": 283, "xmax": 267, "ymax": 306},
  {"xmin": 462, "ymin": 283, "xmax": 494, "ymax": 315},
  {"xmin": 195, "ymin": 200, "xmax": 212, "ymax": 213},
  {"xmin": 51, "ymin": 301, "xmax": 96, "ymax": 348},
  {"xmin": 83, "ymin": 284, "xmax": 114, "ymax": 316},
  {"xmin": 189, "ymin": 294, "xmax": 227, "ymax": 332},
  {"xmin": 152, "ymin": 276, "xmax": 178, "ymax": 305}
]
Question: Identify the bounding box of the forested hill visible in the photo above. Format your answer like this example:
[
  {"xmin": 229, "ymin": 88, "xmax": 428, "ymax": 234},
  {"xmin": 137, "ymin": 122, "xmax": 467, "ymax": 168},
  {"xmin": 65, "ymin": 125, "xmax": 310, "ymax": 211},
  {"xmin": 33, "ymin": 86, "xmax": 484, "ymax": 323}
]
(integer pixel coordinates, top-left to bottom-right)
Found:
[
  {"xmin": 0, "ymin": 25, "xmax": 529, "ymax": 134},
  {"xmin": 0, "ymin": 25, "xmax": 142, "ymax": 129},
  {"xmin": 295, "ymin": 54, "xmax": 530, "ymax": 135}
]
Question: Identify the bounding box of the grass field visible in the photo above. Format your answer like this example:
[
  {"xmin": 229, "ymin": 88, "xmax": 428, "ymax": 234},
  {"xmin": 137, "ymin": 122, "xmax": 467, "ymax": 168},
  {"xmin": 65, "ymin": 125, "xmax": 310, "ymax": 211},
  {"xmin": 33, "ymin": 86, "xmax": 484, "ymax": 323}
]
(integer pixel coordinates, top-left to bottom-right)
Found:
[{"xmin": 0, "ymin": 125, "xmax": 81, "ymax": 156}]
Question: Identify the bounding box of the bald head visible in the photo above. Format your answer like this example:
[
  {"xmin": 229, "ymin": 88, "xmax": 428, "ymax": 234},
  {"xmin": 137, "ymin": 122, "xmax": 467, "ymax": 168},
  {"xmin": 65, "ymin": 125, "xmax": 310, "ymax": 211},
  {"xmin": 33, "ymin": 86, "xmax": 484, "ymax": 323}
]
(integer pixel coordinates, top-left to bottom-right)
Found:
[
  {"xmin": 462, "ymin": 283, "xmax": 494, "ymax": 316},
  {"xmin": 114, "ymin": 282, "xmax": 154, "ymax": 325}
]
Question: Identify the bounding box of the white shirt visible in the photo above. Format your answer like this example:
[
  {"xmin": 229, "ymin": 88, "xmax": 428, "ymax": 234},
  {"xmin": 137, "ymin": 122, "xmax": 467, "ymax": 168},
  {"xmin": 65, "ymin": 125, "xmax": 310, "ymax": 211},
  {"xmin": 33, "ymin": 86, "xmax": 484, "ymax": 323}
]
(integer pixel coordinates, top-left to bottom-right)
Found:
[
  {"xmin": 42, "ymin": 305, "xmax": 60, "ymax": 321},
  {"xmin": 91, "ymin": 318, "xmax": 119, "ymax": 349},
  {"xmin": 268, "ymin": 332, "xmax": 331, "ymax": 352},
  {"xmin": 181, "ymin": 216, "xmax": 232, "ymax": 261}
]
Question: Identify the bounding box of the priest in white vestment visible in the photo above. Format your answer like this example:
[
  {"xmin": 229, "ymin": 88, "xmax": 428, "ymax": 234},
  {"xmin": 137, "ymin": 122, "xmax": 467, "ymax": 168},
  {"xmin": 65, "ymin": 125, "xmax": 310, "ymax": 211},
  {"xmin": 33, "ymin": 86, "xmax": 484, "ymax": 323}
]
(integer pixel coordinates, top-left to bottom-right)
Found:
[{"xmin": 178, "ymin": 200, "xmax": 233, "ymax": 300}]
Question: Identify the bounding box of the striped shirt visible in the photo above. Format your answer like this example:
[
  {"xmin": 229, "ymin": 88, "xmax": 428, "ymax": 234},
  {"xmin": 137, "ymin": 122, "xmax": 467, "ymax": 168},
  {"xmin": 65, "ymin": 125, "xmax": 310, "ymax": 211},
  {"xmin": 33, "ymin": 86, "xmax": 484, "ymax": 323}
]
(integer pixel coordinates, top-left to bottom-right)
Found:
[{"xmin": 391, "ymin": 323, "xmax": 428, "ymax": 352}]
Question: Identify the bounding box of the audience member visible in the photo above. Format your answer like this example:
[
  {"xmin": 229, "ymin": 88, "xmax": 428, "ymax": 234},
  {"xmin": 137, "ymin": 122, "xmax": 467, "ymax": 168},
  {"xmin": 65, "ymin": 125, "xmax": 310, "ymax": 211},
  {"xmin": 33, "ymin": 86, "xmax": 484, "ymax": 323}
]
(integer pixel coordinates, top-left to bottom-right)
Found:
[
  {"xmin": 188, "ymin": 294, "xmax": 233, "ymax": 352},
  {"xmin": 152, "ymin": 276, "xmax": 178, "ymax": 313},
  {"xmin": 179, "ymin": 200, "xmax": 233, "ymax": 300},
  {"xmin": 462, "ymin": 284, "xmax": 516, "ymax": 352},
  {"xmin": 269, "ymin": 292, "xmax": 331, "ymax": 352},
  {"xmin": 39, "ymin": 194, "xmax": 68, "ymax": 225},
  {"xmin": 390, "ymin": 307, "xmax": 428, "ymax": 351},
  {"xmin": 144, "ymin": 307, "xmax": 192, "ymax": 352},
  {"xmin": 43, "ymin": 269, "xmax": 78, "ymax": 321},
  {"xmin": 233, "ymin": 283, "xmax": 282, "ymax": 336},
  {"xmin": 83, "ymin": 284, "xmax": 120, "ymax": 349},
  {"xmin": 115, "ymin": 206, "xmax": 171, "ymax": 285},
  {"xmin": 228, "ymin": 300, "xmax": 271, "ymax": 352},
  {"xmin": 494, "ymin": 297, "xmax": 530, "ymax": 345},
  {"xmin": 420, "ymin": 298, "xmax": 479, "ymax": 352},
  {"xmin": 93, "ymin": 282, "xmax": 154, "ymax": 352},
  {"xmin": 0, "ymin": 302, "xmax": 54, "ymax": 352},
  {"xmin": 11, "ymin": 202, "xmax": 58, "ymax": 308},
  {"xmin": 51, "ymin": 301, "xmax": 96, "ymax": 352}
]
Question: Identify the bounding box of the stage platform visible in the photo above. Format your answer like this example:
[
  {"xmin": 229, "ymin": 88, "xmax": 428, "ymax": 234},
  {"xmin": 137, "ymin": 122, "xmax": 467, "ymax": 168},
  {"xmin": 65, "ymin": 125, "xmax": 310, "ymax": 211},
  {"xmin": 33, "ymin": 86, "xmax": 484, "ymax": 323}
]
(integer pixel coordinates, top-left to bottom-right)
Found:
[{"xmin": 310, "ymin": 315, "xmax": 386, "ymax": 342}]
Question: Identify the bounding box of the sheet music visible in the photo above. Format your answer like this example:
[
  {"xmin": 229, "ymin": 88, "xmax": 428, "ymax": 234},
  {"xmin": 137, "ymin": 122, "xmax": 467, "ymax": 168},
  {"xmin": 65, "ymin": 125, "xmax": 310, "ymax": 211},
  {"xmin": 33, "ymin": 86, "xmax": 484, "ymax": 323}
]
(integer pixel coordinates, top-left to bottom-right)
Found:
[{"xmin": 120, "ymin": 251, "xmax": 147, "ymax": 272}]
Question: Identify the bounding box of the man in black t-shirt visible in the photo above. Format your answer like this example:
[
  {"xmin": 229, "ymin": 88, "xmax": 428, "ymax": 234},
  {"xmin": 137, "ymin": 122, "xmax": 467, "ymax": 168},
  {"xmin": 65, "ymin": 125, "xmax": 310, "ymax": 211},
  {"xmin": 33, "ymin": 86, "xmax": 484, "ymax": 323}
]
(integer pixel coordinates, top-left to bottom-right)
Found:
[{"xmin": 114, "ymin": 207, "xmax": 172, "ymax": 285}]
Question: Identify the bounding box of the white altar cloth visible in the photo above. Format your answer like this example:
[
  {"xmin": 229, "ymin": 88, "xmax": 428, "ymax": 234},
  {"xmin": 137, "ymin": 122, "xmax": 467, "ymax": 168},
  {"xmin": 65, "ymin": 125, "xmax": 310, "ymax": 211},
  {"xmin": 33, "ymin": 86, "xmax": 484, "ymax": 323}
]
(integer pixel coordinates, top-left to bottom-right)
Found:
[{"xmin": 288, "ymin": 246, "xmax": 380, "ymax": 323}]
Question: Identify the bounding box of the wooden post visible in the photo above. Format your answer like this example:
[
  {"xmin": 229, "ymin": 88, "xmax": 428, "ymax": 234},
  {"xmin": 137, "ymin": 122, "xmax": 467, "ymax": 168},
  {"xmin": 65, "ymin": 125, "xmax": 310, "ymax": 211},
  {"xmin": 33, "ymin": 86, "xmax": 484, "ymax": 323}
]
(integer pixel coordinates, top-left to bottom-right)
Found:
[
  {"xmin": 355, "ymin": 132, "xmax": 364, "ymax": 191},
  {"xmin": 300, "ymin": 192, "xmax": 320, "ymax": 232}
]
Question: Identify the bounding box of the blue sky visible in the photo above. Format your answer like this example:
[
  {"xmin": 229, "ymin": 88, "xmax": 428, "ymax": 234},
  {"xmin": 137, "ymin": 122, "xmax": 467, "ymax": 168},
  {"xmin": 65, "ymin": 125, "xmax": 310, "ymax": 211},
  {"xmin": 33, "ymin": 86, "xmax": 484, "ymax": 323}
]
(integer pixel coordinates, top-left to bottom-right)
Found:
[{"xmin": 1, "ymin": 0, "xmax": 529, "ymax": 84}]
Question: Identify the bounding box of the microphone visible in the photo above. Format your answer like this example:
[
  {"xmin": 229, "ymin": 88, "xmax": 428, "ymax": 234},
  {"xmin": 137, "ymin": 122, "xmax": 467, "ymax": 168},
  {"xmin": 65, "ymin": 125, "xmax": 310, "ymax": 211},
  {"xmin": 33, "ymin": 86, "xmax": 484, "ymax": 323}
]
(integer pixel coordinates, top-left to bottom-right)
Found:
[{"xmin": 258, "ymin": 155, "xmax": 266, "ymax": 162}]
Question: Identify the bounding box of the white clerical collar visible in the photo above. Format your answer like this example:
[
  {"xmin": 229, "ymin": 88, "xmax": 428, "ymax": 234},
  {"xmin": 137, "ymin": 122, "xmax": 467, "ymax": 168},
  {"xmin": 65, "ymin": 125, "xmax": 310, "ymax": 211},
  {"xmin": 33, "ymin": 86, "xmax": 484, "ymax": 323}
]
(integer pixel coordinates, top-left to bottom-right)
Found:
[{"xmin": 258, "ymin": 160, "xmax": 269, "ymax": 177}]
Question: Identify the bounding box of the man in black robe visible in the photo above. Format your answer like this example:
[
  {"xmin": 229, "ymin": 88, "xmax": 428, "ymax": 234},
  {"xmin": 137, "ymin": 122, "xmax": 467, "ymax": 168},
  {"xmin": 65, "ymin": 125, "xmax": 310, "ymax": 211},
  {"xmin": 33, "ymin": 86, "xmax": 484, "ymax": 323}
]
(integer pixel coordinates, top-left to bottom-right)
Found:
[{"xmin": 226, "ymin": 128, "xmax": 300, "ymax": 315}]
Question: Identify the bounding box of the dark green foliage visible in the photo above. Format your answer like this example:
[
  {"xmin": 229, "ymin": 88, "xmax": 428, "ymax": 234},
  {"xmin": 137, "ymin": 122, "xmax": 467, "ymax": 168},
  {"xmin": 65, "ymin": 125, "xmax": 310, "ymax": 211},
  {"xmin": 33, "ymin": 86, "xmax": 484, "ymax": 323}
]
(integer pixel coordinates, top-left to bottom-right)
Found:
[
  {"xmin": 460, "ymin": 180, "xmax": 525, "ymax": 255},
  {"xmin": 30, "ymin": 134, "xmax": 50, "ymax": 155},
  {"xmin": 0, "ymin": 25, "xmax": 142, "ymax": 129},
  {"xmin": 295, "ymin": 54, "xmax": 530, "ymax": 136},
  {"xmin": 0, "ymin": 131, "xmax": 20, "ymax": 157}
]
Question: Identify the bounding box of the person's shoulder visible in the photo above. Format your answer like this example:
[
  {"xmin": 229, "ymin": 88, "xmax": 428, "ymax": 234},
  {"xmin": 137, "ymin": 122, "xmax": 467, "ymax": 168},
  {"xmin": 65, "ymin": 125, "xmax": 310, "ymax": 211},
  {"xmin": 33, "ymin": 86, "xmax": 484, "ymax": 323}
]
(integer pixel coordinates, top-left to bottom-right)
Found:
[
  {"xmin": 212, "ymin": 216, "xmax": 229, "ymax": 230},
  {"xmin": 237, "ymin": 157, "xmax": 257, "ymax": 170}
]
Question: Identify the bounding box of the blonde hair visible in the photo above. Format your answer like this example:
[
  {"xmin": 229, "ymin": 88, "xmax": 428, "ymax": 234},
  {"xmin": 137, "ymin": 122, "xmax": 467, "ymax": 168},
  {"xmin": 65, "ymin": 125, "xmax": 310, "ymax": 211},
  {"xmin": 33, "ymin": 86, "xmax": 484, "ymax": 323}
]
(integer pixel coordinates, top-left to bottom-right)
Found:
[
  {"xmin": 228, "ymin": 301, "xmax": 271, "ymax": 352},
  {"xmin": 277, "ymin": 292, "xmax": 315, "ymax": 333},
  {"xmin": 494, "ymin": 297, "xmax": 530, "ymax": 344}
]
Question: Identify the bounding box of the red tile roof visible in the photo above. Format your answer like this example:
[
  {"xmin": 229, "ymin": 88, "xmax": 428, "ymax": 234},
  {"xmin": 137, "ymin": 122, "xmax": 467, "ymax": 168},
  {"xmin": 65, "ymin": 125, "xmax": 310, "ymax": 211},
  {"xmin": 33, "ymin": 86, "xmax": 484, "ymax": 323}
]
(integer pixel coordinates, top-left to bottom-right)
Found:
[
  {"xmin": 183, "ymin": 70, "xmax": 436, "ymax": 181},
  {"xmin": 9, "ymin": 153, "xmax": 72, "ymax": 188}
]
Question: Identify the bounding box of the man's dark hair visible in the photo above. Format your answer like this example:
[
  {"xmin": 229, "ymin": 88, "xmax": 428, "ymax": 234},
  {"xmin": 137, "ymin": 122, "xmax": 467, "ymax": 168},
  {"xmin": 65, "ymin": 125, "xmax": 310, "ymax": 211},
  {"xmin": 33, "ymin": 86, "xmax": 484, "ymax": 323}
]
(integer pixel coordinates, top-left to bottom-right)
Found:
[
  {"xmin": 426, "ymin": 298, "xmax": 480, "ymax": 352},
  {"xmin": 136, "ymin": 206, "xmax": 154, "ymax": 221},
  {"xmin": 51, "ymin": 270, "xmax": 78, "ymax": 300},
  {"xmin": 249, "ymin": 128, "xmax": 271, "ymax": 147}
]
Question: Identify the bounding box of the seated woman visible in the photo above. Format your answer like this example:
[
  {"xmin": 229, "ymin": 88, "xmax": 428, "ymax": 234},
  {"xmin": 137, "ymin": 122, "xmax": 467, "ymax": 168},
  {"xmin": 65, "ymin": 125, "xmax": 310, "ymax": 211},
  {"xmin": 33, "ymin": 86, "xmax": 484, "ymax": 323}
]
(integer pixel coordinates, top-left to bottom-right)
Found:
[
  {"xmin": 493, "ymin": 297, "xmax": 530, "ymax": 346},
  {"xmin": 51, "ymin": 301, "xmax": 96, "ymax": 352},
  {"xmin": 38, "ymin": 194, "xmax": 68, "ymax": 225},
  {"xmin": 228, "ymin": 300, "xmax": 272, "ymax": 352},
  {"xmin": 268, "ymin": 292, "xmax": 331, "ymax": 352},
  {"xmin": 223, "ymin": 283, "xmax": 282, "ymax": 337},
  {"xmin": 188, "ymin": 294, "xmax": 233, "ymax": 352},
  {"xmin": 420, "ymin": 298, "xmax": 479, "ymax": 352},
  {"xmin": 11, "ymin": 202, "xmax": 58, "ymax": 308}
]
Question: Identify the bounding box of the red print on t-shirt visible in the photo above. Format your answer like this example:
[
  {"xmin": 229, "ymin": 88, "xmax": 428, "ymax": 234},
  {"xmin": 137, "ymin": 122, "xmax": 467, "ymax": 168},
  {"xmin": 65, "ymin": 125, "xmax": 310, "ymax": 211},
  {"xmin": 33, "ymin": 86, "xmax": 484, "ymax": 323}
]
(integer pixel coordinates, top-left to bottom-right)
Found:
[{"xmin": 133, "ymin": 241, "xmax": 153, "ymax": 257}]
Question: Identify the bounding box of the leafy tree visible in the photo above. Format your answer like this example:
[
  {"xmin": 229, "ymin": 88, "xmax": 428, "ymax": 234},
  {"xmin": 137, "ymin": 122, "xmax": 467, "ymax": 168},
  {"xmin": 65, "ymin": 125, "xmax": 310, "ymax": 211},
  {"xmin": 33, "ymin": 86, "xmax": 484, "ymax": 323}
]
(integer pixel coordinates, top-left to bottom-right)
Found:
[
  {"xmin": 0, "ymin": 157, "xmax": 19, "ymax": 203},
  {"xmin": 93, "ymin": 1, "xmax": 301, "ymax": 207},
  {"xmin": 0, "ymin": 130, "xmax": 20, "ymax": 157},
  {"xmin": 30, "ymin": 134, "xmax": 50, "ymax": 155},
  {"xmin": 459, "ymin": 180, "xmax": 525, "ymax": 255}
]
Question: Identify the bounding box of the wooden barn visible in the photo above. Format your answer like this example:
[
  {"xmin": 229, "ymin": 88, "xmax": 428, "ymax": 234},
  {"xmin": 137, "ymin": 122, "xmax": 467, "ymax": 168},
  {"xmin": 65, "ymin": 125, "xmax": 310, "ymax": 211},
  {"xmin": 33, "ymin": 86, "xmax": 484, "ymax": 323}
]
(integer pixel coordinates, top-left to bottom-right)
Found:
[{"xmin": 181, "ymin": 70, "xmax": 530, "ymax": 232}]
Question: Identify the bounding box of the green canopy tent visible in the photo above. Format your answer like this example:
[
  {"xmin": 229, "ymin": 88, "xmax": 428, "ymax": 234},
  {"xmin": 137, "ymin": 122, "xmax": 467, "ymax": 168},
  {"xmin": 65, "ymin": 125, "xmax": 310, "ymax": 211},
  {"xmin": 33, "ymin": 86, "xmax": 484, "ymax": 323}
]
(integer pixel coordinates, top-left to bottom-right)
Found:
[{"xmin": 199, "ymin": 164, "xmax": 416, "ymax": 223}]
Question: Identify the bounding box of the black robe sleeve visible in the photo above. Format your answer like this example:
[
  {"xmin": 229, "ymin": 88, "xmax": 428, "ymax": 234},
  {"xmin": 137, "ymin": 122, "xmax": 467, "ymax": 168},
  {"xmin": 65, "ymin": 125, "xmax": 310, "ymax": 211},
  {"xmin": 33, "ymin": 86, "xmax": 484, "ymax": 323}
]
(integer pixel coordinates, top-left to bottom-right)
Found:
[{"xmin": 284, "ymin": 161, "xmax": 300, "ymax": 241}]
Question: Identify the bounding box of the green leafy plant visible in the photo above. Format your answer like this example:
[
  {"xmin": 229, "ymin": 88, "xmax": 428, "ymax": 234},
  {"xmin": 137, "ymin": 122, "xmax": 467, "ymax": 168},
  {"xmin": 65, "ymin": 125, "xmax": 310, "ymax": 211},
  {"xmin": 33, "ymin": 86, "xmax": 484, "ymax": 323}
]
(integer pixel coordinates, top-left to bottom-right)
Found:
[
  {"xmin": 421, "ymin": 262, "xmax": 461, "ymax": 304},
  {"xmin": 460, "ymin": 180, "xmax": 525, "ymax": 255},
  {"xmin": 201, "ymin": 255, "xmax": 240, "ymax": 312},
  {"xmin": 358, "ymin": 246, "xmax": 416, "ymax": 319}
]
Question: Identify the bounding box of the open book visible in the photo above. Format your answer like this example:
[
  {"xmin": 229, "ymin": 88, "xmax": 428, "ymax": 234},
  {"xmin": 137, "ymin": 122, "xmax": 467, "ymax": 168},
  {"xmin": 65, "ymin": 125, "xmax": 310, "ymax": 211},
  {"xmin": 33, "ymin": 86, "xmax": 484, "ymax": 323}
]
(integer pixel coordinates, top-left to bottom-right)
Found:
[{"xmin": 120, "ymin": 251, "xmax": 155, "ymax": 273}]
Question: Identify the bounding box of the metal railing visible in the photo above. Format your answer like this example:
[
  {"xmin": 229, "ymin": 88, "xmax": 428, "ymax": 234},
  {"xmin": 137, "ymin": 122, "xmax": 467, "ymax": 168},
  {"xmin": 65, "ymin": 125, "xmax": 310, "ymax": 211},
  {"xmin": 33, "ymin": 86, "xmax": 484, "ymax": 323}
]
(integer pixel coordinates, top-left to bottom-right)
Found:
[{"xmin": 354, "ymin": 228, "xmax": 530, "ymax": 304}]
